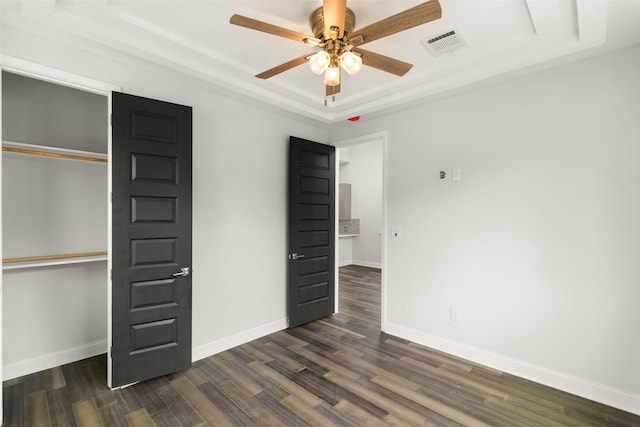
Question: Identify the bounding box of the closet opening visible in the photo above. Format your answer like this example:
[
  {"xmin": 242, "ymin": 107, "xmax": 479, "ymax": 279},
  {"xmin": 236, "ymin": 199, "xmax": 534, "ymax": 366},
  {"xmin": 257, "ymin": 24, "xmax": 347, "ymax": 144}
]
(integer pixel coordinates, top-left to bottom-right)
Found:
[{"xmin": 2, "ymin": 69, "xmax": 110, "ymax": 381}]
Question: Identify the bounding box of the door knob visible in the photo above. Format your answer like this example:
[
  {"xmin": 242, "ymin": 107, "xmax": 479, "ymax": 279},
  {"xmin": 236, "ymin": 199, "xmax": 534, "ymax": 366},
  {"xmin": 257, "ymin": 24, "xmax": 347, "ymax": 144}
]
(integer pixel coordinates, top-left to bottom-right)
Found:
[
  {"xmin": 288, "ymin": 253, "xmax": 305, "ymax": 260},
  {"xmin": 173, "ymin": 267, "xmax": 191, "ymax": 277}
]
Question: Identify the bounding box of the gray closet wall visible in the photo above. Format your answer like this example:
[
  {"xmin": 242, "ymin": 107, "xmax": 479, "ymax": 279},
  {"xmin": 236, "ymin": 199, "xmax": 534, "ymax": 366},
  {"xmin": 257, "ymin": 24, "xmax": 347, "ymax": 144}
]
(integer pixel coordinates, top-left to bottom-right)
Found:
[{"xmin": 2, "ymin": 72, "xmax": 108, "ymax": 378}]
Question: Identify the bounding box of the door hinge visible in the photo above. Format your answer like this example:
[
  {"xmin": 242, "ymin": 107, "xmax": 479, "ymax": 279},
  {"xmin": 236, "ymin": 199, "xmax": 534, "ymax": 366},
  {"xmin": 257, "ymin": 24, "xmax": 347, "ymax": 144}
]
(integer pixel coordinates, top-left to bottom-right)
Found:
[
  {"xmin": 110, "ymin": 114, "xmax": 113, "ymax": 126},
  {"xmin": 110, "ymin": 192, "xmax": 113, "ymax": 203},
  {"xmin": 110, "ymin": 269, "xmax": 112, "ymax": 280}
]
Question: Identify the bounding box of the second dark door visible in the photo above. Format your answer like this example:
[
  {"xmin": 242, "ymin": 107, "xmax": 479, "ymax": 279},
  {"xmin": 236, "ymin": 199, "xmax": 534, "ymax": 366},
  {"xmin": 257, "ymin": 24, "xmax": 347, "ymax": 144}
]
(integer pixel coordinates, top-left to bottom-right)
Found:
[{"xmin": 288, "ymin": 136, "xmax": 336, "ymax": 328}]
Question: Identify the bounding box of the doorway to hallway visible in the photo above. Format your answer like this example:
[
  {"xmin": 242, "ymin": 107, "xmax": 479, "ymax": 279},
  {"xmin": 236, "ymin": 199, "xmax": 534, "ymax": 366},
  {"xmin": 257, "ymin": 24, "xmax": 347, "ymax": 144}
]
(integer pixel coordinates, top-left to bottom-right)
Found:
[
  {"xmin": 336, "ymin": 134, "xmax": 385, "ymax": 328},
  {"xmin": 337, "ymin": 264, "xmax": 382, "ymax": 333}
]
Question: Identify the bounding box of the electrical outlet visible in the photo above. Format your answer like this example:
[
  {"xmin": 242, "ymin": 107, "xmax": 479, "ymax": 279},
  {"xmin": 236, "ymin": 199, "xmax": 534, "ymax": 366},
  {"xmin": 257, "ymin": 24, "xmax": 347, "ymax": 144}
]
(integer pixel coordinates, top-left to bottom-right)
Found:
[{"xmin": 450, "ymin": 307, "xmax": 460, "ymax": 321}]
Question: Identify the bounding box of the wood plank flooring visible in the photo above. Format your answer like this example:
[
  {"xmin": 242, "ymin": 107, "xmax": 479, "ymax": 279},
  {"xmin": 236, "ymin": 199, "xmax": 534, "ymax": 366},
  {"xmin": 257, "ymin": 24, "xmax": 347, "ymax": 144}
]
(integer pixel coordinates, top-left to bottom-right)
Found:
[{"xmin": 4, "ymin": 265, "xmax": 639, "ymax": 426}]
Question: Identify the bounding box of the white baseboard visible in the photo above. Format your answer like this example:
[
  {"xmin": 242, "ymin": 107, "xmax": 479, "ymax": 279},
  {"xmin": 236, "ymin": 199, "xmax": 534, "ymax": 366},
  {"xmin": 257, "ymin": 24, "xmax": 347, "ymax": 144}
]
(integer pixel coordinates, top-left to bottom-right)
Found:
[
  {"xmin": 3, "ymin": 318, "xmax": 288, "ymax": 381},
  {"xmin": 3, "ymin": 339, "xmax": 107, "ymax": 381},
  {"xmin": 192, "ymin": 317, "xmax": 287, "ymax": 363},
  {"xmin": 384, "ymin": 322, "xmax": 640, "ymax": 416},
  {"xmin": 339, "ymin": 260, "xmax": 382, "ymax": 269},
  {"xmin": 352, "ymin": 260, "xmax": 382, "ymax": 269}
]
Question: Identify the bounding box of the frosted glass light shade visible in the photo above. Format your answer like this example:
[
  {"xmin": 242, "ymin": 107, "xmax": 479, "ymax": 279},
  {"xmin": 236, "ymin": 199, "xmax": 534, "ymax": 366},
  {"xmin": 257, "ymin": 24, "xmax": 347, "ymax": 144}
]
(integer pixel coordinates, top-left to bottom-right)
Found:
[
  {"xmin": 309, "ymin": 51, "xmax": 331, "ymax": 75},
  {"xmin": 324, "ymin": 66, "xmax": 340, "ymax": 86},
  {"xmin": 340, "ymin": 51, "xmax": 362, "ymax": 76}
]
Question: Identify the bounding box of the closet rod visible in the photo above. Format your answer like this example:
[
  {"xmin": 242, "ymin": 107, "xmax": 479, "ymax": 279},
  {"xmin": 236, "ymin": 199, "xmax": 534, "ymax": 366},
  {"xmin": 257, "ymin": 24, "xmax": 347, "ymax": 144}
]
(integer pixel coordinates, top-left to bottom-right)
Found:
[
  {"xmin": 3, "ymin": 251, "xmax": 108, "ymax": 264},
  {"xmin": 2, "ymin": 146, "xmax": 108, "ymax": 163}
]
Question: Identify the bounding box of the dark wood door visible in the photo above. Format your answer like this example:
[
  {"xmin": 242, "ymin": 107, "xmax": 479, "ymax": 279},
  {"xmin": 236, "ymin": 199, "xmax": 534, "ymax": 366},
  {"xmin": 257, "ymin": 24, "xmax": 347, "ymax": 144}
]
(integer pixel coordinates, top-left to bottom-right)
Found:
[
  {"xmin": 110, "ymin": 92, "xmax": 192, "ymax": 387},
  {"xmin": 288, "ymin": 137, "xmax": 336, "ymax": 328}
]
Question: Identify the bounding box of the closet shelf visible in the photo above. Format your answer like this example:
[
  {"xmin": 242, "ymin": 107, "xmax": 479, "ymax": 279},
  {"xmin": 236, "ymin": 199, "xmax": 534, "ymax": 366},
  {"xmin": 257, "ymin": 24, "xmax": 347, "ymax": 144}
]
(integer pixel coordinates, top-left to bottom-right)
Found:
[
  {"xmin": 2, "ymin": 140, "xmax": 108, "ymax": 163},
  {"xmin": 3, "ymin": 251, "xmax": 108, "ymax": 270}
]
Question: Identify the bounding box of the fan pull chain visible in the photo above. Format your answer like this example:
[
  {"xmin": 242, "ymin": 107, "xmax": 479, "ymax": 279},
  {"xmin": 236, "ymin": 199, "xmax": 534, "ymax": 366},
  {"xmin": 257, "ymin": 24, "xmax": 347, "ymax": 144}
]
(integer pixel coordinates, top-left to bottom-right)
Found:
[{"xmin": 323, "ymin": 95, "xmax": 338, "ymax": 107}]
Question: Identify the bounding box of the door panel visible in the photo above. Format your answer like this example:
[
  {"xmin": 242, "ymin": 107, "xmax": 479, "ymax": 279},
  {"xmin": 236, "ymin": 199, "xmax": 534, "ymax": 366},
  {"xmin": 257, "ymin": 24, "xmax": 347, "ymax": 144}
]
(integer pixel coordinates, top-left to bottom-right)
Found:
[
  {"xmin": 288, "ymin": 137, "xmax": 335, "ymax": 328},
  {"xmin": 111, "ymin": 92, "xmax": 192, "ymax": 388},
  {"xmin": 131, "ymin": 196, "xmax": 177, "ymax": 223}
]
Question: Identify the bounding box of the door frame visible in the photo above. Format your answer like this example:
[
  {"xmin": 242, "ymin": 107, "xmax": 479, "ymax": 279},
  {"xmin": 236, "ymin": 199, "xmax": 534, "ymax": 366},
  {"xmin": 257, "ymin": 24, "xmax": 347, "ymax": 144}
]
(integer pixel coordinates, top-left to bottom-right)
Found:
[
  {"xmin": 0, "ymin": 56, "xmax": 120, "ymax": 403},
  {"xmin": 332, "ymin": 131, "xmax": 388, "ymax": 330}
]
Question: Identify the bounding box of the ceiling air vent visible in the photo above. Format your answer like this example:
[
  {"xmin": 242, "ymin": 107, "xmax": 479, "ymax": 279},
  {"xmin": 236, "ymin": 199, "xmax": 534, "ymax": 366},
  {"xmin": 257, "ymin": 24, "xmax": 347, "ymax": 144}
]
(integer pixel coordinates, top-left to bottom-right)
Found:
[{"xmin": 421, "ymin": 28, "xmax": 467, "ymax": 57}]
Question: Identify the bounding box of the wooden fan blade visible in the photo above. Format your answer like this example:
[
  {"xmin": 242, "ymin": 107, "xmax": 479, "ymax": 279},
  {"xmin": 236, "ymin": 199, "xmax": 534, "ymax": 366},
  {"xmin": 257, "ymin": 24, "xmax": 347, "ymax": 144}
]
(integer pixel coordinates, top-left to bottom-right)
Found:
[
  {"xmin": 230, "ymin": 14, "xmax": 311, "ymax": 43},
  {"xmin": 350, "ymin": 0, "xmax": 442, "ymax": 46},
  {"xmin": 353, "ymin": 48, "xmax": 413, "ymax": 77},
  {"xmin": 323, "ymin": 0, "xmax": 347, "ymax": 38},
  {"xmin": 255, "ymin": 55, "xmax": 310, "ymax": 79},
  {"xmin": 326, "ymin": 84, "xmax": 341, "ymax": 97}
]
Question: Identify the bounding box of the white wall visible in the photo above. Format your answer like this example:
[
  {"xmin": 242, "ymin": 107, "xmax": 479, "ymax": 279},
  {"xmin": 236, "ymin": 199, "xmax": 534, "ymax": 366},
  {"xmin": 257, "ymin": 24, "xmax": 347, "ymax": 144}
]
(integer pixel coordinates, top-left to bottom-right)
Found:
[
  {"xmin": 2, "ymin": 152, "xmax": 108, "ymax": 377},
  {"xmin": 1, "ymin": 26, "xmax": 328, "ymax": 375},
  {"xmin": 338, "ymin": 142, "xmax": 383, "ymax": 268},
  {"xmin": 330, "ymin": 45, "xmax": 640, "ymax": 415},
  {"xmin": 3, "ymin": 263, "xmax": 107, "ymax": 369},
  {"xmin": 0, "ymin": 54, "xmax": 4, "ymax": 424},
  {"xmin": 338, "ymin": 152, "xmax": 353, "ymax": 266}
]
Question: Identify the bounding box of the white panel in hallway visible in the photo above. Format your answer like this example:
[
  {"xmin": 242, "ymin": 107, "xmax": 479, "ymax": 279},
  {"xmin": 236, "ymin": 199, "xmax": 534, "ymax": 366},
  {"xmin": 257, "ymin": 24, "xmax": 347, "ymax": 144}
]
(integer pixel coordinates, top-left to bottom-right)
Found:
[{"xmin": 338, "ymin": 141, "xmax": 383, "ymax": 268}]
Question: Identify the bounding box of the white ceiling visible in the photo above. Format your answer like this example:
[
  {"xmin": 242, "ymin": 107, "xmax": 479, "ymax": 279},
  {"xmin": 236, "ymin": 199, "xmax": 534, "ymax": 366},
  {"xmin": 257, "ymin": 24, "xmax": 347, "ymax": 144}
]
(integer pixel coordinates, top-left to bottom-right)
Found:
[{"xmin": 2, "ymin": 0, "xmax": 640, "ymax": 123}]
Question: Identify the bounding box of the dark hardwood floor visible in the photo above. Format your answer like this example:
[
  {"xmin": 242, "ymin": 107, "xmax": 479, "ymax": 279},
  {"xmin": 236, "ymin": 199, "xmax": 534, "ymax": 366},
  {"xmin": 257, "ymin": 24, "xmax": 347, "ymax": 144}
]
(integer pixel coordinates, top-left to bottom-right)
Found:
[{"xmin": 3, "ymin": 265, "xmax": 639, "ymax": 426}]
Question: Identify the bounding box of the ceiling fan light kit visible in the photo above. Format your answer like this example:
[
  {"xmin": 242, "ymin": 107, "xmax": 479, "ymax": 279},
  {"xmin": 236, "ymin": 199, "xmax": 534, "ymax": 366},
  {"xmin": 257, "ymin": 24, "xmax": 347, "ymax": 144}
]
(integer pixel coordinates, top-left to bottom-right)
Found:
[
  {"xmin": 230, "ymin": 0, "xmax": 442, "ymax": 104},
  {"xmin": 325, "ymin": 63, "xmax": 341, "ymax": 87},
  {"xmin": 340, "ymin": 51, "xmax": 362, "ymax": 75},
  {"xmin": 309, "ymin": 49, "xmax": 361, "ymax": 84},
  {"xmin": 309, "ymin": 50, "xmax": 331, "ymax": 74}
]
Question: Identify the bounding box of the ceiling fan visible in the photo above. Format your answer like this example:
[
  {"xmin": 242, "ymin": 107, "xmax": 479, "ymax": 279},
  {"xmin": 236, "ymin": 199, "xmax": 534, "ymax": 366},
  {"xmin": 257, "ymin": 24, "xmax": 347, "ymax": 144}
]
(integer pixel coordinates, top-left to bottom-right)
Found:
[{"xmin": 230, "ymin": 0, "xmax": 442, "ymax": 104}]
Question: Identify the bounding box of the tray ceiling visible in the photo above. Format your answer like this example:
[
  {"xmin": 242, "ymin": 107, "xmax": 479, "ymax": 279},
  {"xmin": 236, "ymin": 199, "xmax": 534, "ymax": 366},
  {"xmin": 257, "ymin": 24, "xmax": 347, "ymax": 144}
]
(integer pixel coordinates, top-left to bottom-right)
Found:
[{"xmin": 2, "ymin": 0, "xmax": 640, "ymax": 123}]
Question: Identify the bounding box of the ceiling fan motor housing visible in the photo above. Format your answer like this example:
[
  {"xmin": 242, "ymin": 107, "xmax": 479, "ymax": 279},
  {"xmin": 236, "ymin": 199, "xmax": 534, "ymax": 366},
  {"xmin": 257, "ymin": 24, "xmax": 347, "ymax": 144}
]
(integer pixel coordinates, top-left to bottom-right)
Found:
[{"xmin": 310, "ymin": 7, "xmax": 356, "ymax": 40}]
